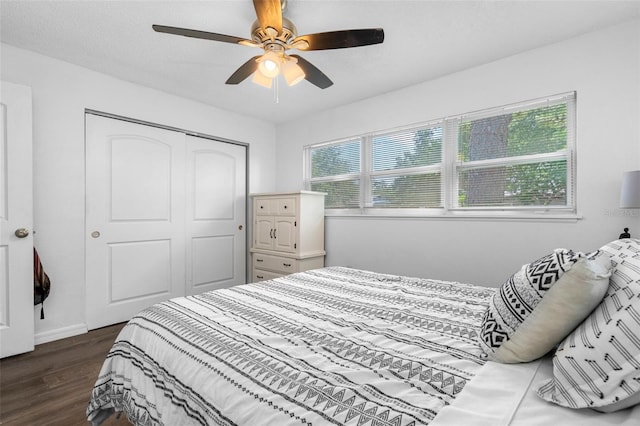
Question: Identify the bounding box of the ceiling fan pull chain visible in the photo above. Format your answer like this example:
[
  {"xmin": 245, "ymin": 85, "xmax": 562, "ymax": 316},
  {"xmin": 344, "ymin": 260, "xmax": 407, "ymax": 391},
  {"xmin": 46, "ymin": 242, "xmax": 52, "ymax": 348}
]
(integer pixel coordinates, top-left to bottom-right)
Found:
[{"xmin": 274, "ymin": 76, "xmax": 279, "ymax": 104}]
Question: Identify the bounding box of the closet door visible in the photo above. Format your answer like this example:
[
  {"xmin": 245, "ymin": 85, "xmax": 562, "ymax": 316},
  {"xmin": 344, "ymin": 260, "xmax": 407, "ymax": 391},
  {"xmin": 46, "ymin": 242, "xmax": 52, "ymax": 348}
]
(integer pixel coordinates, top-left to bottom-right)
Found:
[
  {"xmin": 85, "ymin": 115, "xmax": 186, "ymax": 330},
  {"xmin": 185, "ymin": 135, "xmax": 246, "ymax": 295}
]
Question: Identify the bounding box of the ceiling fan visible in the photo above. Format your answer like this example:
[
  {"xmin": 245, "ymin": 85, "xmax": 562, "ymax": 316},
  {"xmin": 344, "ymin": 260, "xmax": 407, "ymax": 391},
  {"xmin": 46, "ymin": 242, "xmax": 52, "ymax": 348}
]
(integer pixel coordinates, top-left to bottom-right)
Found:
[{"xmin": 152, "ymin": 0, "xmax": 384, "ymax": 89}]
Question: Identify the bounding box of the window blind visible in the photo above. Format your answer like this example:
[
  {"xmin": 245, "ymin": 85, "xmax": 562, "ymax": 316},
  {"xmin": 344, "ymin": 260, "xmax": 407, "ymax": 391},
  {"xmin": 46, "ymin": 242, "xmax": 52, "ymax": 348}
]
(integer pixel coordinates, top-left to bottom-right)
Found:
[
  {"xmin": 370, "ymin": 126, "xmax": 443, "ymax": 208},
  {"xmin": 454, "ymin": 94, "xmax": 574, "ymax": 209},
  {"xmin": 309, "ymin": 139, "xmax": 361, "ymax": 209}
]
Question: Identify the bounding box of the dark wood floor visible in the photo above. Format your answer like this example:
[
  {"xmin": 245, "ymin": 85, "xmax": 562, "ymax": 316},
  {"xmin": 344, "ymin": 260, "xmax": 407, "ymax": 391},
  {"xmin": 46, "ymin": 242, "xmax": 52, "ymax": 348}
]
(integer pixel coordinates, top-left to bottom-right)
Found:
[{"xmin": 0, "ymin": 322, "xmax": 132, "ymax": 425}]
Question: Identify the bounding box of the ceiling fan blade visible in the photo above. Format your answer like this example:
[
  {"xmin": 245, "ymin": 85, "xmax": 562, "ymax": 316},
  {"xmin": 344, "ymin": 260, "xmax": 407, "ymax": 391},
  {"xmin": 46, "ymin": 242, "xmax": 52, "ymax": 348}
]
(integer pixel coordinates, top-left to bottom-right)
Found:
[
  {"xmin": 253, "ymin": 0, "xmax": 282, "ymax": 35},
  {"xmin": 293, "ymin": 28, "xmax": 384, "ymax": 51},
  {"xmin": 290, "ymin": 55, "xmax": 333, "ymax": 89},
  {"xmin": 225, "ymin": 56, "xmax": 261, "ymax": 85},
  {"xmin": 153, "ymin": 24, "xmax": 256, "ymax": 46}
]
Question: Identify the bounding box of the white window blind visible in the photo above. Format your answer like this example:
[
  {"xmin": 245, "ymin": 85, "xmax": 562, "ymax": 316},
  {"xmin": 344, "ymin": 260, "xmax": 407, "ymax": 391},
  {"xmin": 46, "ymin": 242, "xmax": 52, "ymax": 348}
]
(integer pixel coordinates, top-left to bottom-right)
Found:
[
  {"xmin": 304, "ymin": 92, "xmax": 576, "ymax": 217},
  {"xmin": 453, "ymin": 93, "xmax": 574, "ymax": 210},
  {"xmin": 308, "ymin": 139, "xmax": 361, "ymax": 209},
  {"xmin": 370, "ymin": 126, "xmax": 443, "ymax": 208}
]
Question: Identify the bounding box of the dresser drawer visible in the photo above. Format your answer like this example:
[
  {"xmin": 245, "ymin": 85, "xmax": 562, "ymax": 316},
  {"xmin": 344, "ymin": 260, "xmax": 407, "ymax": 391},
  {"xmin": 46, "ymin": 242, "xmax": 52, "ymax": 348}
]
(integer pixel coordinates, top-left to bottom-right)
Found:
[
  {"xmin": 254, "ymin": 197, "xmax": 297, "ymax": 216},
  {"xmin": 252, "ymin": 269, "xmax": 284, "ymax": 283},
  {"xmin": 253, "ymin": 253, "xmax": 298, "ymax": 274},
  {"xmin": 276, "ymin": 197, "xmax": 297, "ymax": 216},
  {"xmin": 254, "ymin": 198, "xmax": 277, "ymax": 215}
]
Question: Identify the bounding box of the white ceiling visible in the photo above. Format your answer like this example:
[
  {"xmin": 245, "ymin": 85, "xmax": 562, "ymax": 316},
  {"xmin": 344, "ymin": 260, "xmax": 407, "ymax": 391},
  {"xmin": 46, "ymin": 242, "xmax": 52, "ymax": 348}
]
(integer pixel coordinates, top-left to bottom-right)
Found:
[{"xmin": 1, "ymin": 1, "xmax": 639, "ymax": 124}]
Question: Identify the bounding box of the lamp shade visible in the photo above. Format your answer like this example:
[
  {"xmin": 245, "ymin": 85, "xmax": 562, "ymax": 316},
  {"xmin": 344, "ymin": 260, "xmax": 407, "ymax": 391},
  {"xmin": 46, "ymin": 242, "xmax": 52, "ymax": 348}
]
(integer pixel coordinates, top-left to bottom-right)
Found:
[
  {"xmin": 252, "ymin": 71, "xmax": 272, "ymax": 88},
  {"xmin": 282, "ymin": 57, "xmax": 305, "ymax": 86},
  {"xmin": 257, "ymin": 51, "xmax": 281, "ymax": 79},
  {"xmin": 620, "ymin": 170, "xmax": 640, "ymax": 208}
]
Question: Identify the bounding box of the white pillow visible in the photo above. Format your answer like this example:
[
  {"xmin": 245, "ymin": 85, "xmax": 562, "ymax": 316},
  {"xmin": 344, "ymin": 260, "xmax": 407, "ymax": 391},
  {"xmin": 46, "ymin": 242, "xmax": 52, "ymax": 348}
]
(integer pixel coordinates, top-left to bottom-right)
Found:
[
  {"xmin": 479, "ymin": 249, "xmax": 610, "ymax": 363},
  {"xmin": 536, "ymin": 239, "xmax": 640, "ymax": 412},
  {"xmin": 493, "ymin": 256, "xmax": 610, "ymax": 363}
]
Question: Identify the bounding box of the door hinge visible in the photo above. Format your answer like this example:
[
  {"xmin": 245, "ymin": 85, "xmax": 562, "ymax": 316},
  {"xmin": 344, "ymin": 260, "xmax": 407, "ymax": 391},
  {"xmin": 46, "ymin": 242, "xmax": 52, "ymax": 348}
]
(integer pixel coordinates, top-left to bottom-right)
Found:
[
  {"xmin": 294, "ymin": 221, "xmax": 297, "ymax": 226},
  {"xmin": 294, "ymin": 243, "xmax": 297, "ymax": 249}
]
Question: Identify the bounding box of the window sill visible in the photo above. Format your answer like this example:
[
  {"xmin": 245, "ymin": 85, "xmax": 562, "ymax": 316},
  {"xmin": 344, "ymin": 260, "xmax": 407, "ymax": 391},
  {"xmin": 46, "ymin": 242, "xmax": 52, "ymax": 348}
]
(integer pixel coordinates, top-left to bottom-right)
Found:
[{"xmin": 324, "ymin": 209, "xmax": 583, "ymax": 222}]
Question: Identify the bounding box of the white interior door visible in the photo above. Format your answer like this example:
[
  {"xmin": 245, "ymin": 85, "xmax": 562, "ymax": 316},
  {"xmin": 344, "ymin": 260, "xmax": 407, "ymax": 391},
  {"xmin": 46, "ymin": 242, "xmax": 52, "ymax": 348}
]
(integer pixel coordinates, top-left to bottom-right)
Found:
[
  {"xmin": 185, "ymin": 135, "xmax": 246, "ymax": 295},
  {"xmin": 85, "ymin": 115, "xmax": 186, "ymax": 330},
  {"xmin": 0, "ymin": 81, "xmax": 34, "ymax": 358}
]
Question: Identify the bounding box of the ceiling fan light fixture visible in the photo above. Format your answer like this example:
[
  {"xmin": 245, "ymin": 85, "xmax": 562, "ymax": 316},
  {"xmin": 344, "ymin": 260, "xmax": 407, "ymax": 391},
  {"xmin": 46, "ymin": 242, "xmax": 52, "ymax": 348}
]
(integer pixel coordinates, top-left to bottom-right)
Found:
[
  {"xmin": 252, "ymin": 70, "xmax": 273, "ymax": 88},
  {"xmin": 257, "ymin": 51, "xmax": 281, "ymax": 78},
  {"xmin": 282, "ymin": 56, "xmax": 305, "ymax": 86}
]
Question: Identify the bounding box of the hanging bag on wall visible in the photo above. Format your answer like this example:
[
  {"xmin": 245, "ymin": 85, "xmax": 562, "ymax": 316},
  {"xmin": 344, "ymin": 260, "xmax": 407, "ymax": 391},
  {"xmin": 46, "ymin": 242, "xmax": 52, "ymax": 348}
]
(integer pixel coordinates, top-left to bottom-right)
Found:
[{"xmin": 33, "ymin": 247, "xmax": 51, "ymax": 319}]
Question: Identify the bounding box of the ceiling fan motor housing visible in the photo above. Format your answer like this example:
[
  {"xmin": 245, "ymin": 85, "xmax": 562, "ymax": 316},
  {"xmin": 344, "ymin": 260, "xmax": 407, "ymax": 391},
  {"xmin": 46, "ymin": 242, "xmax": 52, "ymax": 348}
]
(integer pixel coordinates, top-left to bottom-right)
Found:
[{"xmin": 251, "ymin": 17, "xmax": 297, "ymax": 46}]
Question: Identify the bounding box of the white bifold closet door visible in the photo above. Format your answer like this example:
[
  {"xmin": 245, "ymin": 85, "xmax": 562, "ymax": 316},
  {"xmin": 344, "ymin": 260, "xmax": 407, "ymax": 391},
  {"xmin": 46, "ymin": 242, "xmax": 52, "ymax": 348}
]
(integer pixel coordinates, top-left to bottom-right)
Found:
[{"xmin": 85, "ymin": 114, "xmax": 246, "ymax": 330}]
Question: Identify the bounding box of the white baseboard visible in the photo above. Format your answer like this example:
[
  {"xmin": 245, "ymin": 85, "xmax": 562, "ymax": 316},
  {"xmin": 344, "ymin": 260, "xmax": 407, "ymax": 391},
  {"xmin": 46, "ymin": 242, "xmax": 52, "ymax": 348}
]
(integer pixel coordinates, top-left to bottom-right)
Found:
[{"xmin": 35, "ymin": 323, "xmax": 88, "ymax": 345}]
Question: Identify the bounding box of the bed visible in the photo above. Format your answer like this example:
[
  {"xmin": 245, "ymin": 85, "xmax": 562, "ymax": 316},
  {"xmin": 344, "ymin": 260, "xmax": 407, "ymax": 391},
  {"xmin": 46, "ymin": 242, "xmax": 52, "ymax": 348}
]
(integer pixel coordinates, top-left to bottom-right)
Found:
[{"xmin": 87, "ymin": 239, "xmax": 640, "ymax": 425}]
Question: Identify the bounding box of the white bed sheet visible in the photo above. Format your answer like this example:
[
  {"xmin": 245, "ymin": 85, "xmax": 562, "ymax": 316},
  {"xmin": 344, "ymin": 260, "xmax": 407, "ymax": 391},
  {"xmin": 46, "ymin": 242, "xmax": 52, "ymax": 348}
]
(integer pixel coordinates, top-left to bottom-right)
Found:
[{"xmin": 433, "ymin": 355, "xmax": 639, "ymax": 425}]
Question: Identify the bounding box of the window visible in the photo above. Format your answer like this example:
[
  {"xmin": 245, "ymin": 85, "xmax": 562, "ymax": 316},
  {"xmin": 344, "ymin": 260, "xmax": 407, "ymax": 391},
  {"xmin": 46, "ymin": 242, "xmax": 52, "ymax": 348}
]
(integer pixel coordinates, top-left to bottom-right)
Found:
[{"xmin": 304, "ymin": 92, "xmax": 576, "ymax": 218}]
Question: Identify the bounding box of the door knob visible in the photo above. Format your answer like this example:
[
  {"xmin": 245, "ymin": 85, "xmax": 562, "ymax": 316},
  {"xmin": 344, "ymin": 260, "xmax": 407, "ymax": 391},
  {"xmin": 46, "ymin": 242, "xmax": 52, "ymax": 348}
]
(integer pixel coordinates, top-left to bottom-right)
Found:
[{"xmin": 14, "ymin": 228, "xmax": 29, "ymax": 238}]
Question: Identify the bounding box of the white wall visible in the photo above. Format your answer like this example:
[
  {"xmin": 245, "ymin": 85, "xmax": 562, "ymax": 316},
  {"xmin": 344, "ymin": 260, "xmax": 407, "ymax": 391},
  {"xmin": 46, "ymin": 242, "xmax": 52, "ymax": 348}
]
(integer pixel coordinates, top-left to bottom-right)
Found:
[
  {"xmin": 275, "ymin": 19, "xmax": 640, "ymax": 286},
  {"xmin": 1, "ymin": 44, "xmax": 277, "ymax": 343}
]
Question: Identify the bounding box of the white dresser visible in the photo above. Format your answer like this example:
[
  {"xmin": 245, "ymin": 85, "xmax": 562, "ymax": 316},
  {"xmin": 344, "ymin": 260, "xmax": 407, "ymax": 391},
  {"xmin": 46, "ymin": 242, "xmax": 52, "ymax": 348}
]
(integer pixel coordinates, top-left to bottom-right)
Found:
[{"xmin": 250, "ymin": 191, "xmax": 325, "ymax": 282}]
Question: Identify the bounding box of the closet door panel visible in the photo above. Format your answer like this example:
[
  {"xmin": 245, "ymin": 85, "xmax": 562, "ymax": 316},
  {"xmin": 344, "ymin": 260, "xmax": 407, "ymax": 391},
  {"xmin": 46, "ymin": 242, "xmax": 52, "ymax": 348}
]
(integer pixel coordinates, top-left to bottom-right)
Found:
[
  {"xmin": 193, "ymin": 150, "xmax": 235, "ymax": 220},
  {"xmin": 109, "ymin": 239, "xmax": 172, "ymax": 301},
  {"xmin": 110, "ymin": 138, "xmax": 171, "ymax": 221},
  {"xmin": 86, "ymin": 114, "xmax": 185, "ymax": 330},
  {"xmin": 186, "ymin": 136, "xmax": 246, "ymax": 295},
  {"xmin": 191, "ymin": 236, "xmax": 234, "ymax": 287}
]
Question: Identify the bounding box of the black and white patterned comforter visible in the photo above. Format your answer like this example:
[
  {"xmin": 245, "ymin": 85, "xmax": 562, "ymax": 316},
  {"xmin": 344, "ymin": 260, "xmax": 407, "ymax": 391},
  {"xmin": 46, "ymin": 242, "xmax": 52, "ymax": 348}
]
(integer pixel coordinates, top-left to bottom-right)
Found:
[{"xmin": 87, "ymin": 267, "xmax": 494, "ymax": 426}]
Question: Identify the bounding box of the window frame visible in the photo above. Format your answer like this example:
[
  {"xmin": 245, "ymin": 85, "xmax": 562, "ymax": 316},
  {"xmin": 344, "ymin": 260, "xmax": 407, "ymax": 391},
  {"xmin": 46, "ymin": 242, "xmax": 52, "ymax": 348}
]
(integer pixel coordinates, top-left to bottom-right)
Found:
[{"xmin": 303, "ymin": 92, "xmax": 578, "ymax": 220}]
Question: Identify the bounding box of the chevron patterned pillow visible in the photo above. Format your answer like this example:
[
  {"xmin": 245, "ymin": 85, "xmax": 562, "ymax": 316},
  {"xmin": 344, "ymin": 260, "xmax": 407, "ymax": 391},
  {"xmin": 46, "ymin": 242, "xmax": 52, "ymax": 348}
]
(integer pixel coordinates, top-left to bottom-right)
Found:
[
  {"xmin": 479, "ymin": 248, "xmax": 610, "ymax": 363},
  {"xmin": 536, "ymin": 239, "xmax": 640, "ymax": 412}
]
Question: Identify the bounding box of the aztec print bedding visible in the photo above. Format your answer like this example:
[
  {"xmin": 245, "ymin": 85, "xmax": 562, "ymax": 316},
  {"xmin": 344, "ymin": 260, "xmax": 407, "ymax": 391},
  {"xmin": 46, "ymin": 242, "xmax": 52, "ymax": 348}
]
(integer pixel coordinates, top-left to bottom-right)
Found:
[{"xmin": 87, "ymin": 267, "xmax": 495, "ymax": 426}]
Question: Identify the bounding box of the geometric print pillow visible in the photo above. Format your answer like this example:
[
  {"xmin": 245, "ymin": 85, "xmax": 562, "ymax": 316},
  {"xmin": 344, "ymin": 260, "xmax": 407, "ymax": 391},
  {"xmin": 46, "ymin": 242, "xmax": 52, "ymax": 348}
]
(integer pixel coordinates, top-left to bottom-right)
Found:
[
  {"xmin": 479, "ymin": 249, "xmax": 589, "ymax": 363},
  {"xmin": 536, "ymin": 239, "xmax": 640, "ymax": 412}
]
